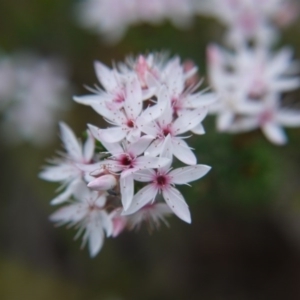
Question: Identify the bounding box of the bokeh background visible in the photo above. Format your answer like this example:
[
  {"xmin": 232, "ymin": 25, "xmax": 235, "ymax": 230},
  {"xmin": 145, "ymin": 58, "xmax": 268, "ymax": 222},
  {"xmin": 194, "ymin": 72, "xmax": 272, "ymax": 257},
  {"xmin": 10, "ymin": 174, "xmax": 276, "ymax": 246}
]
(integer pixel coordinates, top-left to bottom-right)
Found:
[{"xmin": 1, "ymin": 1, "xmax": 300, "ymax": 299}]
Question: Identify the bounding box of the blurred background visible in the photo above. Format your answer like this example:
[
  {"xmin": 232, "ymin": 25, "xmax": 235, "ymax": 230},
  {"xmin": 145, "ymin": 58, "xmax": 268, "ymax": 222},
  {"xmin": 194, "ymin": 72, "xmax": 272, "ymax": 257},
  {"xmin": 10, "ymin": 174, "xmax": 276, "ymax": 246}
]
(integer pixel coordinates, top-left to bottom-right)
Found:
[{"xmin": 1, "ymin": 1, "xmax": 300, "ymax": 299}]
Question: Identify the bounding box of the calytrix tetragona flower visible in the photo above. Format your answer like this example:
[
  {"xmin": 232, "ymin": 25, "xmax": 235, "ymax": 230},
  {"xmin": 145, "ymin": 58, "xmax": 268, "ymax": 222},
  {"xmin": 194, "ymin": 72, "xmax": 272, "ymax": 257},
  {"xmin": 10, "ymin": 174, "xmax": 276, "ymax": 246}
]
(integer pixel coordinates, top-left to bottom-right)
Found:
[{"xmin": 41, "ymin": 53, "xmax": 212, "ymax": 257}]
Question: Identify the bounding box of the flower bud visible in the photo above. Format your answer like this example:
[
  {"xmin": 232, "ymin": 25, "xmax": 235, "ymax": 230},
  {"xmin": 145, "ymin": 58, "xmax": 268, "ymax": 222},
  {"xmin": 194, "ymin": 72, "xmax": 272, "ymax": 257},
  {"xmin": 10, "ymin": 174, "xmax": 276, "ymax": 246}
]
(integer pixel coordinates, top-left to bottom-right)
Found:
[{"xmin": 88, "ymin": 174, "xmax": 117, "ymax": 191}]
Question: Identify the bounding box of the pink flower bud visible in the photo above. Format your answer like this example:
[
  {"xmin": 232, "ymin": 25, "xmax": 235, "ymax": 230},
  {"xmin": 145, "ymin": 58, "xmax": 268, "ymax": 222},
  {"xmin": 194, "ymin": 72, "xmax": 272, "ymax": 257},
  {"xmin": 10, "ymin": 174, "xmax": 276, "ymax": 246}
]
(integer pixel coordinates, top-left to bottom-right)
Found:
[{"xmin": 88, "ymin": 174, "xmax": 117, "ymax": 191}]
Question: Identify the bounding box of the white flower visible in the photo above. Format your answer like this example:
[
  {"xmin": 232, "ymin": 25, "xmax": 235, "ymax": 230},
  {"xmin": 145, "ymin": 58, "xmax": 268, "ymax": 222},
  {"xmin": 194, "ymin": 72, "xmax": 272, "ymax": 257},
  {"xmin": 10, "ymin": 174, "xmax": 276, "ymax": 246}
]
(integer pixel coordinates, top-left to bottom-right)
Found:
[
  {"xmin": 0, "ymin": 53, "xmax": 70, "ymax": 145},
  {"xmin": 50, "ymin": 182, "xmax": 112, "ymax": 257},
  {"xmin": 126, "ymin": 203, "xmax": 173, "ymax": 231},
  {"xmin": 228, "ymin": 94, "xmax": 300, "ymax": 145},
  {"xmin": 39, "ymin": 122, "xmax": 95, "ymax": 205},
  {"xmin": 76, "ymin": 0, "xmax": 196, "ymax": 43},
  {"xmin": 208, "ymin": 44, "xmax": 300, "ymax": 135},
  {"xmin": 87, "ymin": 126, "xmax": 170, "ymax": 209},
  {"xmin": 197, "ymin": 0, "xmax": 298, "ymax": 46},
  {"xmin": 142, "ymin": 104, "xmax": 208, "ymax": 165},
  {"xmin": 123, "ymin": 163, "xmax": 211, "ymax": 223}
]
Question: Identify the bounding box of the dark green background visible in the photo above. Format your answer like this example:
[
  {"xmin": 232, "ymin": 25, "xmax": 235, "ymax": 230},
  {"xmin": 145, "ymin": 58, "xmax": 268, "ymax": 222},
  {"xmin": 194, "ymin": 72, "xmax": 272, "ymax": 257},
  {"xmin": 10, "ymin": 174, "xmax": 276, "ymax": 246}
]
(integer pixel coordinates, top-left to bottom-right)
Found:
[{"xmin": 1, "ymin": 1, "xmax": 300, "ymax": 299}]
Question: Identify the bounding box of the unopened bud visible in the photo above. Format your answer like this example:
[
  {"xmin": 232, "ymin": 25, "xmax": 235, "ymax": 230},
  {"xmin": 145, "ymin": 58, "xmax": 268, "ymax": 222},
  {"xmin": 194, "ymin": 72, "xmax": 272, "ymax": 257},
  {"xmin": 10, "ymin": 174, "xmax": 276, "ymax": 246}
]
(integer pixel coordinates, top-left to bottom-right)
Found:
[{"xmin": 88, "ymin": 174, "xmax": 117, "ymax": 191}]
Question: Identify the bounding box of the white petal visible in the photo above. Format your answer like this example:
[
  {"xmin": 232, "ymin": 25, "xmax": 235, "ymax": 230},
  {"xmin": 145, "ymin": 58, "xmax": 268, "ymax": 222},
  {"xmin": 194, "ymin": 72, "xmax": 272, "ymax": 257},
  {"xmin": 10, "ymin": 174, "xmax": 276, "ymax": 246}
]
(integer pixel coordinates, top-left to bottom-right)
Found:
[
  {"xmin": 262, "ymin": 122, "xmax": 287, "ymax": 145},
  {"xmin": 83, "ymin": 130, "xmax": 95, "ymax": 162},
  {"xmin": 39, "ymin": 164, "xmax": 77, "ymax": 182},
  {"xmin": 133, "ymin": 169, "xmax": 155, "ymax": 182},
  {"xmin": 162, "ymin": 187, "xmax": 191, "ymax": 223},
  {"xmin": 73, "ymin": 94, "xmax": 104, "ymax": 106},
  {"xmin": 87, "ymin": 124, "xmax": 124, "ymax": 154},
  {"xmin": 276, "ymin": 110, "xmax": 300, "ymax": 127},
  {"xmin": 135, "ymin": 156, "xmax": 170, "ymax": 170},
  {"xmin": 227, "ymin": 117, "xmax": 258, "ymax": 133},
  {"xmin": 171, "ymin": 138, "xmax": 197, "ymax": 165},
  {"xmin": 144, "ymin": 139, "xmax": 164, "ymax": 157},
  {"xmin": 91, "ymin": 103, "xmax": 124, "ymax": 123},
  {"xmin": 94, "ymin": 61, "xmax": 118, "ymax": 91},
  {"xmin": 217, "ymin": 111, "xmax": 234, "ymax": 131},
  {"xmin": 173, "ymin": 107, "xmax": 208, "ymax": 135},
  {"xmin": 159, "ymin": 134, "xmax": 173, "ymax": 171},
  {"xmin": 122, "ymin": 184, "xmax": 157, "ymax": 215},
  {"xmin": 50, "ymin": 182, "xmax": 76, "ymax": 205},
  {"xmin": 127, "ymin": 135, "xmax": 154, "ymax": 156},
  {"xmin": 97, "ymin": 127, "xmax": 126, "ymax": 143},
  {"xmin": 87, "ymin": 222, "xmax": 104, "ymax": 257},
  {"xmin": 49, "ymin": 203, "xmax": 86, "ymax": 224},
  {"xmin": 272, "ymin": 78, "xmax": 300, "ymax": 92},
  {"xmin": 268, "ymin": 47, "xmax": 293, "ymax": 76},
  {"xmin": 169, "ymin": 165, "xmax": 211, "ymax": 184},
  {"xmin": 139, "ymin": 86, "xmax": 169, "ymax": 123},
  {"xmin": 120, "ymin": 175, "xmax": 134, "ymax": 210},
  {"xmin": 185, "ymin": 92, "xmax": 216, "ymax": 108},
  {"xmin": 100, "ymin": 211, "xmax": 114, "ymax": 237},
  {"xmin": 59, "ymin": 122, "xmax": 82, "ymax": 161},
  {"xmin": 124, "ymin": 75, "xmax": 142, "ymax": 119},
  {"xmin": 191, "ymin": 123, "xmax": 205, "ymax": 135}
]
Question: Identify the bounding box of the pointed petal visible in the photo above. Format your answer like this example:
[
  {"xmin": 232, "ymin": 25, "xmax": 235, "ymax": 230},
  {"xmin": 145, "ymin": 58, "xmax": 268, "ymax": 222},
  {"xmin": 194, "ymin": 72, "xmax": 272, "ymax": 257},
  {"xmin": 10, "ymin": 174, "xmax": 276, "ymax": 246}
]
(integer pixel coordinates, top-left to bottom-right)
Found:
[
  {"xmin": 144, "ymin": 139, "xmax": 164, "ymax": 157},
  {"xmin": 59, "ymin": 122, "xmax": 82, "ymax": 161},
  {"xmin": 73, "ymin": 94, "xmax": 104, "ymax": 106},
  {"xmin": 191, "ymin": 123, "xmax": 205, "ymax": 135},
  {"xmin": 94, "ymin": 61, "xmax": 118, "ymax": 91},
  {"xmin": 135, "ymin": 156, "xmax": 170, "ymax": 170},
  {"xmin": 122, "ymin": 184, "xmax": 157, "ymax": 215},
  {"xmin": 39, "ymin": 164, "xmax": 77, "ymax": 182},
  {"xmin": 100, "ymin": 211, "xmax": 114, "ymax": 237},
  {"xmin": 276, "ymin": 110, "xmax": 300, "ymax": 127},
  {"xmin": 88, "ymin": 124, "xmax": 124, "ymax": 154},
  {"xmin": 50, "ymin": 184, "xmax": 74, "ymax": 205},
  {"xmin": 96, "ymin": 127, "xmax": 126, "ymax": 143},
  {"xmin": 173, "ymin": 107, "xmax": 208, "ymax": 135},
  {"xmin": 87, "ymin": 223, "xmax": 104, "ymax": 257},
  {"xmin": 124, "ymin": 75, "xmax": 142, "ymax": 119},
  {"xmin": 262, "ymin": 122, "xmax": 287, "ymax": 145},
  {"xmin": 162, "ymin": 186, "xmax": 191, "ymax": 223},
  {"xmin": 83, "ymin": 130, "xmax": 95, "ymax": 162},
  {"xmin": 133, "ymin": 169, "xmax": 155, "ymax": 182},
  {"xmin": 120, "ymin": 175, "xmax": 134, "ymax": 210},
  {"xmin": 169, "ymin": 165, "xmax": 211, "ymax": 184},
  {"xmin": 172, "ymin": 138, "xmax": 197, "ymax": 165},
  {"xmin": 217, "ymin": 111, "xmax": 234, "ymax": 131},
  {"xmin": 185, "ymin": 92, "xmax": 216, "ymax": 108},
  {"xmin": 272, "ymin": 78, "xmax": 300, "ymax": 92},
  {"xmin": 50, "ymin": 203, "xmax": 86, "ymax": 224},
  {"xmin": 128, "ymin": 135, "xmax": 154, "ymax": 156}
]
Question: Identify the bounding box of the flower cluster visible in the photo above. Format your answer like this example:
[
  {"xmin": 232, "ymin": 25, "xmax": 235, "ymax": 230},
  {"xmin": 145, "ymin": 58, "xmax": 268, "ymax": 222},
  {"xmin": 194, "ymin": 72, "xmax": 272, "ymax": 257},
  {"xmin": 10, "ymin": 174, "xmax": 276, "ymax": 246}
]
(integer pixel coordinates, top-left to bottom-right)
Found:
[
  {"xmin": 0, "ymin": 52, "xmax": 70, "ymax": 146},
  {"xmin": 40, "ymin": 54, "xmax": 213, "ymax": 257},
  {"xmin": 76, "ymin": 0, "xmax": 196, "ymax": 43},
  {"xmin": 197, "ymin": 0, "xmax": 298, "ymax": 46},
  {"xmin": 205, "ymin": 0, "xmax": 300, "ymax": 145}
]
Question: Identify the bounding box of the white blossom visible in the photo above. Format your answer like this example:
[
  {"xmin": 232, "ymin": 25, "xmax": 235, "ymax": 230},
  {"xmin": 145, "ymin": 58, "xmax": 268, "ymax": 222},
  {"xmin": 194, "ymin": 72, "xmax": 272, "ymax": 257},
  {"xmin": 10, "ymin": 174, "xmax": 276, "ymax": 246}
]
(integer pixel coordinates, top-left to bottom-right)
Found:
[
  {"xmin": 0, "ymin": 53, "xmax": 70, "ymax": 145},
  {"xmin": 39, "ymin": 122, "xmax": 95, "ymax": 205},
  {"xmin": 50, "ymin": 182, "xmax": 112, "ymax": 257}
]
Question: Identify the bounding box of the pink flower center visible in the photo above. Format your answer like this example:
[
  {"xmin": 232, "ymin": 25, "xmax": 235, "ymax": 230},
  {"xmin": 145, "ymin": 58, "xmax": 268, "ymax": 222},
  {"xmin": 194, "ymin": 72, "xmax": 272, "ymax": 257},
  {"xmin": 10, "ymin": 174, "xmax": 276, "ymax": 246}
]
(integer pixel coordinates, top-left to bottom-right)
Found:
[
  {"xmin": 259, "ymin": 110, "xmax": 273, "ymax": 125},
  {"xmin": 161, "ymin": 124, "xmax": 173, "ymax": 137},
  {"xmin": 127, "ymin": 119, "xmax": 135, "ymax": 128},
  {"xmin": 154, "ymin": 173, "xmax": 170, "ymax": 190},
  {"xmin": 120, "ymin": 154, "xmax": 133, "ymax": 167}
]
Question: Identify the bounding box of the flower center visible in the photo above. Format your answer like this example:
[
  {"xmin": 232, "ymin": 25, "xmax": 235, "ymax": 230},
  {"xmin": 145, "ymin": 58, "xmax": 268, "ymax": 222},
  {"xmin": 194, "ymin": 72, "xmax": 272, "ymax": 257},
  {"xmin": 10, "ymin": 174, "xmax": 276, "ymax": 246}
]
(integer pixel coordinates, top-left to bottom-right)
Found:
[
  {"xmin": 127, "ymin": 119, "xmax": 135, "ymax": 128},
  {"xmin": 162, "ymin": 125, "xmax": 172, "ymax": 137},
  {"xmin": 156, "ymin": 175, "xmax": 167, "ymax": 187},
  {"xmin": 259, "ymin": 110, "xmax": 273, "ymax": 125},
  {"xmin": 119, "ymin": 154, "xmax": 134, "ymax": 168}
]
